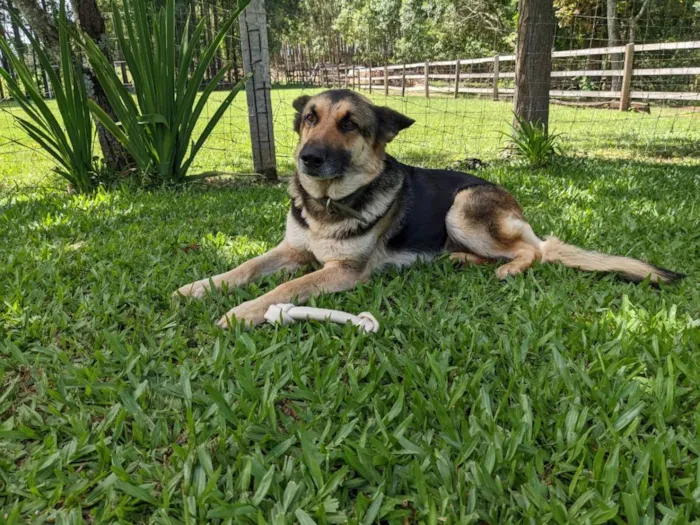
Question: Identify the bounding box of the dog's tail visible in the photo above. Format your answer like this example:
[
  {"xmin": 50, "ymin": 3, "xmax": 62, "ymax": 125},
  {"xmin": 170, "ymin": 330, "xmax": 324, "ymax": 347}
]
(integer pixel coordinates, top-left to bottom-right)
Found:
[{"xmin": 538, "ymin": 236, "xmax": 685, "ymax": 284}]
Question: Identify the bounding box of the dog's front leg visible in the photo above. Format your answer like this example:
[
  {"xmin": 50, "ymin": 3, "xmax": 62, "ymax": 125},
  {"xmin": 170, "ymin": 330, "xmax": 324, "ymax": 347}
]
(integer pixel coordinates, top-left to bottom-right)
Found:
[
  {"xmin": 174, "ymin": 242, "xmax": 314, "ymax": 299},
  {"xmin": 216, "ymin": 261, "xmax": 367, "ymax": 329}
]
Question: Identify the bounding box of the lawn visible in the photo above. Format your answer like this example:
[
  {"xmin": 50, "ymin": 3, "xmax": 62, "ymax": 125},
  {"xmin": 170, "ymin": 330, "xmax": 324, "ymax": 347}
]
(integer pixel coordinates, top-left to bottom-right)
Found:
[{"xmin": 1, "ymin": 88, "xmax": 700, "ymax": 523}]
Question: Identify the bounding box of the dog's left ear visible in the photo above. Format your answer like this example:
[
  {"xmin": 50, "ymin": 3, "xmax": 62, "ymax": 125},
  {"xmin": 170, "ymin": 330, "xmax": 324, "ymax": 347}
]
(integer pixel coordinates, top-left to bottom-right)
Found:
[
  {"xmin": 374, "ymin": 106, "xmax": 415, "ymax": 143},
  {"xmin": 292, "ymin": 95, "xmax": 311, "ymax": 133}
]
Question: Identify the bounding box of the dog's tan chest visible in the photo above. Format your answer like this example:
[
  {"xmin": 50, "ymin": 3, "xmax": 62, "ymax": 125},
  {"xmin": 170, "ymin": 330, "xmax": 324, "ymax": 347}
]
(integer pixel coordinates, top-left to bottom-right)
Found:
[{"xmin": 284, "ymin": 209, "xmax": 380, "ymax": 265}]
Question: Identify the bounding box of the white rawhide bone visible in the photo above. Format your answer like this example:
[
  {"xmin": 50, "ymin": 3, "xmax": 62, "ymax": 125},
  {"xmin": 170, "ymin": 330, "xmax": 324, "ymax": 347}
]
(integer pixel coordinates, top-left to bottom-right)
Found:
[{"xmin": 264, "ymin": 303, "xmax": 379, "ymax": 333}]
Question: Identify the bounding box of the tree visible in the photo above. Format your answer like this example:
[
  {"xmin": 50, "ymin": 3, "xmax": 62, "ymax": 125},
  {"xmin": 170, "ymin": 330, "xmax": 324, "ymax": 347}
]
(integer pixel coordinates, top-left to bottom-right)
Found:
[
  {"xmin": 0, "ymin": 9, "xmax": 13, "ymax": 96},
  {"xmin": 513, "ymin": 0, "xmax": 556, "ymax": 130},
  {"xmin": 73, "ymin": 0, "xmax": 132, "ymax": 172},
  {"xmin": 212, "ymin": 0, "xmax": 222, "ymax": 75},
  {"xmin": 5, "ymin": 0, "xmax": 27, "ymax": 74},
  {"xmin": 627, "ymin": 0, "xmax": 652, "ymax": 44},
  {"xmin": 606, "ymin": 0, "xmax": 622, "ymax": 90},
  {"xmin": 10, "ymin": 0, "xmax": 132, "ymax": 172}
]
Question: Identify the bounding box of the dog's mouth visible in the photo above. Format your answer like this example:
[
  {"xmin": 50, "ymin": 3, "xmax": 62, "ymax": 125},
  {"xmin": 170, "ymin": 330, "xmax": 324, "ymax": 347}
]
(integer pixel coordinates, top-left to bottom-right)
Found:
[{"xmin": 298, "ymin": 164, "xmax": 344, "ymax": 180}]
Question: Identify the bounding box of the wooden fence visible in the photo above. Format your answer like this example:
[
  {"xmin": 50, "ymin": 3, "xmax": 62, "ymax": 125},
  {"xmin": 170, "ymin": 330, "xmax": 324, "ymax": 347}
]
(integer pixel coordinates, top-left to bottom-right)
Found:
[{"xmin": 304, "ymin": 41, "xmax": 700, "ymax": 109}]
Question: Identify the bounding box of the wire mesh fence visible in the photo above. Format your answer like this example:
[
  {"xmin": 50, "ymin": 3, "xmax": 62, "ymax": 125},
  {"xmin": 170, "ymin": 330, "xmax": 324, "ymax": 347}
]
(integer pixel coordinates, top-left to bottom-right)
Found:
[
  {"xmin": 274, "ymin": 40, "xmax": 700, "ymax": 166},
  {"xmin": 1, "ymin": 0, "xmax": 699, "ymax": 186}
]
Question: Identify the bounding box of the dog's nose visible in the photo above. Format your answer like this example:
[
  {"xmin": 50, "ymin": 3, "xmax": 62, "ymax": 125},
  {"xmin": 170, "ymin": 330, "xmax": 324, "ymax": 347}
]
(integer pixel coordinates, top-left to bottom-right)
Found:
[{"xmin": 300, "ymin": 148, "xmax": 325, "ymax": 170}]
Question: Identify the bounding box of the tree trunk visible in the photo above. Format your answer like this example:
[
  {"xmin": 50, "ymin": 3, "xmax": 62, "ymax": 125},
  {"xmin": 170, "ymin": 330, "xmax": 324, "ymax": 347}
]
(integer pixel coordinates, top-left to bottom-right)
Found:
[
  {"xmin": 204, "ymin": 2, "xmax": 213, "ymax": 80},
  {"xmin": 11, "ymin": 0, "xmax": 130, "ymax": 171},
  {"xmin": 606, "ymin": 0, "xmax": 622, "ymax": 90},
  {"xmin": 10, "ymin": 0, "xmax": 55, "ymax": 58},
  {"xmin": 513, "ymin": 0, "xmax": 555, "ymax": 130},
  {"xmin": 225, "ymin": 26, "xmax": 233, "ymax": 84},
  {"xmin": 212, "ymin": 0, "xmax": 222, "ymax": 78},
  {"xmin": 39, "ymin": 0, "xmax": 51, "ymax": 96},
  {"xmin": 189, "ymin": 0, "xmax": 198, "ymax": 74},
  {"xmin": 31, "ymin": 34, "xmax": 41, "ymax": 87},
  {"xmin": 73, "ymin": 0, "xmax": 132, "ymax": 173},
  {"xmin": 7, "ymin": 0, "xmax": 26, "ymax": 66},
  {"xmin": 0, "ymin": 20, "xmax": 14, "ymax": 86},
  {"xmin": 231, "ymin": 26, "xmax": 239, "ymax": 83},
  {"xmin": 628, "ymin": 0, "xmax": 651, "ymax": 45}
]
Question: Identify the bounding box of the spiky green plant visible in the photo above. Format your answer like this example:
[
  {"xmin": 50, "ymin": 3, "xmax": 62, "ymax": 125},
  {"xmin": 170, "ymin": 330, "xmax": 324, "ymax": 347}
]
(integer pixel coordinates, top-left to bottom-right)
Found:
[
  {"xmin": 506, "ymin": 113, "xmax": 562, "ymax": 168},
  {"xmin": 0, "ymin": 2, "xmax": 96, "ymax": 192},
  {"xmin": 77, "ymin": 0, "xmax": 251, "ymax": 183}
]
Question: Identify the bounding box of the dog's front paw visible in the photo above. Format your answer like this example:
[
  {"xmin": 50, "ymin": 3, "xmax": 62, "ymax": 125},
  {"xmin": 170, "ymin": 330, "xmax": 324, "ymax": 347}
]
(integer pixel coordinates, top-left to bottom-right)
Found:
[
  {"xmin": 495, "ymin": 265, "xmax": 521, "ymax": 280},
  {"xmin": 173, "ymin": 279, "xmax": 211, "ymax": 300},
  {"xmin": 216, "ymin": 301, "xmax": 267, "ymax": 330}
]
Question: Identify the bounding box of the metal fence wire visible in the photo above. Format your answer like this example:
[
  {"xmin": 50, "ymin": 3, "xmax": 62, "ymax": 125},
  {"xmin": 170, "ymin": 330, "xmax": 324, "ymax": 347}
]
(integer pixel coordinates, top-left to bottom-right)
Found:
[{"xmin": 1, "ymin": 0, "xmax": 699, "ymax": 182}]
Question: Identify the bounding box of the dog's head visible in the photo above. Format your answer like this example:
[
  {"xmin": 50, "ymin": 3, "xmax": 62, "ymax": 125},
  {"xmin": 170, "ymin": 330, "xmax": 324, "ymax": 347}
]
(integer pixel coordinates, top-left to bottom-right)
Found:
[{"xmin": 292, "ymin": 89, "xmax": 414, "ymax": 196}]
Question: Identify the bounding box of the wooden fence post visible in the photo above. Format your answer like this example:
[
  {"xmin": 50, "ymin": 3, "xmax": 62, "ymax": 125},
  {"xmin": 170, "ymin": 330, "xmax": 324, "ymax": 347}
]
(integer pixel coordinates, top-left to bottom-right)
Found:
[
  {"xmin": 424, "ymin": 61, "xmax": 429, "ymax": 97},
  {"xmin": 401, "ymin": 64, "xmax": 406, "ymax": 97},
  {"xmin": 336, "ymin": 63, "xmax": 341, "ymax": 88},
  {"xmin": 619, "ymin": 43, "xmax": 634, "ymax": 111},
  {"xmin": 454, "ymin": 59, "xmax": 460, "ymax": 98},
  {"xmin": 119, "ymin": 62, "xmax": 129, "ymax": 86},
  {"xmin": 239, "ymin": 0, "xmax": 277, "ymax": 180},
  {"xmin": 369, "ymin": 62, "xmax": 372, "ymax": 94},
  {"xmin": 352, "ymin": 64, "xmax": 356, "ymax": 90},
  {"xmin": 492, "ymin": 55, "xmax": 500, "ymax": 101},
  {"xmin": 344, "ymin": 65, "xmax": 348, "ymax": 88},
  {"xmin": 384, "ymin": 64, "xmax": 389, "ymax": 96}
]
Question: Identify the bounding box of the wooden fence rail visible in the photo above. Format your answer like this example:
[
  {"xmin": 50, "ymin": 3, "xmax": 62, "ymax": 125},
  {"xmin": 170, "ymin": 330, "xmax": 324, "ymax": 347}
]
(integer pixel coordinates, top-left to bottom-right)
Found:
[{"xmin": 316, "ymin": 40, "xmax": 700, "ymax": 106}]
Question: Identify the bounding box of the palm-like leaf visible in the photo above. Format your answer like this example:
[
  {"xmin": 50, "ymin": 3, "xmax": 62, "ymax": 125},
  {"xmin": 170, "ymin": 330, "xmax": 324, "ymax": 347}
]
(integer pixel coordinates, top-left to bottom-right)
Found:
[
  {"xmin": 76, "ymin": 0, "xmax": 251, "ymax": 182},
  {"xmin": 505, "ymin": 113, "xmax": 562, "ymax": 168},
  {"xmin": 0, "ymin": 1, "xmax": 95, "ymax": 192}
]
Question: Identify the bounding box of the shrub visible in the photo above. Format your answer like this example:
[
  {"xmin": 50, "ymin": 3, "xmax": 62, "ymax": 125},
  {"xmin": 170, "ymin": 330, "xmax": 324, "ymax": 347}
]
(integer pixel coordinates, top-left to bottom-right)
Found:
[
  {"xmin": 506, "ymin": 113, "xmax": 562, "ymax": 168},
  {"xmin": 77, "ymin": 0, "xmax": 251, "ymax": 183},
  {"xmin": 0, "ymin": 2, "xmax": 97, "ymax": 193}
]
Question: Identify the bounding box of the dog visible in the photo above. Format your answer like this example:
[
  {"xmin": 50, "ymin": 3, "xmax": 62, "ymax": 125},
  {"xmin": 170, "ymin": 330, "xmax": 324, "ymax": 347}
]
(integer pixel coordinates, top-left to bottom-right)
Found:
[{"xmin": 174, "ymin": 89, "xmax": 684, "ymax": 328}]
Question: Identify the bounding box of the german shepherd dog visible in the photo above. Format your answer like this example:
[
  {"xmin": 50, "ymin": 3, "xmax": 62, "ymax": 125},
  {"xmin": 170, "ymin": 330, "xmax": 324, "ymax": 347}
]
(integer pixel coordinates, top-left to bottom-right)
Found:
[{"xmin": 175, "ymin": 89, "xmax": 683, "ymax": 328}]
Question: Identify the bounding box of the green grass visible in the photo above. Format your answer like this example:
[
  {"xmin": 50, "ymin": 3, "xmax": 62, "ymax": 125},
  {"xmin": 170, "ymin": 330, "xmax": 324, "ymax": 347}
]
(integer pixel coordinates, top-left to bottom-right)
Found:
[{"xmin": 1, "ymin": 88, "xmax": 700, "ymax": 523}]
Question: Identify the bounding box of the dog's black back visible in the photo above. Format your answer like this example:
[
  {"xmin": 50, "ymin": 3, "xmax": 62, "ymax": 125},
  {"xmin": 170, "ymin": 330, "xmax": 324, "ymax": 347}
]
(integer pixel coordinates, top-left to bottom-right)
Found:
[{"xmin": 387, "ymin": 158, "xmax": 492, "ymax": 253}]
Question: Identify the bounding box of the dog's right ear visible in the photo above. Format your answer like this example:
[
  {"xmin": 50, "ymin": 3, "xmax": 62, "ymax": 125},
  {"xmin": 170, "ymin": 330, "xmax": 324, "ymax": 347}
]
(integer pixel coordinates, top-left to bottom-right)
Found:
[
  {"xmin": 293, "ymin": 95, "xmax": 311, "ymax": 133},
  {"xmin": 374, "ymin": 106, "xmax": 415, "ymax": 143}
]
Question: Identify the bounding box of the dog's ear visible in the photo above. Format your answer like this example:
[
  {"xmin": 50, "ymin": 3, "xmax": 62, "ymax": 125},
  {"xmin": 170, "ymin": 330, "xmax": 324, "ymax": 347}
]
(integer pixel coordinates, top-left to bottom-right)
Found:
[
  {"xmin": 292, "ymin": 95, "xmax": 311, "ymax": 133},
  {"xmin": 374, "ymin": 106, "xmax": 415, "ymax": 143}
]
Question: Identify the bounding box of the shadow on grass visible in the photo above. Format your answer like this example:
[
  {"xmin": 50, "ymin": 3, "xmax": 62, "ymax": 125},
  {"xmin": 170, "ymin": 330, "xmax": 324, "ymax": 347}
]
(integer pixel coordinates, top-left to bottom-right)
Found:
[
  {"xmin": 566, "ymin": 132, "xmax": 700, "ymax": 161},
  {"xmin": 0, "ymin": 99, "xmax": 24, "ymax": 109}
]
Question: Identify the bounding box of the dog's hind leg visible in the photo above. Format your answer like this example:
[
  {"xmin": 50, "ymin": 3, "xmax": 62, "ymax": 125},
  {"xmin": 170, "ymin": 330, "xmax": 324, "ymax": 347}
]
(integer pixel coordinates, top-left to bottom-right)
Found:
[
  {"xmin": 446, "ymin": 186, "xmax": 542, "ymax": 280},
  {"xmin": 449, "ymin": 252, "xmax": 493, "ymax": 265}
]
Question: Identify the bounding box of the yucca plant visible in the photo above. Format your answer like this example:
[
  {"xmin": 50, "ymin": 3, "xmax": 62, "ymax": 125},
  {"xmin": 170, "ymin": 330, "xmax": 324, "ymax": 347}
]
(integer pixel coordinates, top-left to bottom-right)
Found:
[
  {"xmin": 506, "ymin": 113, "xmax": 562, "ymax": 168},
  {"xmin": 77, "ymin": 0, "xmax": 251, "ymax": 183},
  {"xmin": 0, "ymin": 2, "xmax": 96, "ymax": 192}
]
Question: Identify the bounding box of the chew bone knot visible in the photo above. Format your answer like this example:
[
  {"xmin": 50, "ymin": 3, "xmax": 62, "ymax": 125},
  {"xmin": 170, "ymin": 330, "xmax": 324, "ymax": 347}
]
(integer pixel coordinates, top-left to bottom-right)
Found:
[{"xmin": 264, "ymin": 303, "xmax": 379, "ymax": 333}]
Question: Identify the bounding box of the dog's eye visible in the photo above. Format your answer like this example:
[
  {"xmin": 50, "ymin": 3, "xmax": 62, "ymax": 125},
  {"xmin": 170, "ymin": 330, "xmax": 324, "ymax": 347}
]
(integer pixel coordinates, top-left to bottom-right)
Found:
[
  {"xmin": 305, "ymin": 113, "xmax": 317, "ymax": 125},
  {"xmin": 340, "ymin": 119, "xmax": 357, "ymax": 132}
]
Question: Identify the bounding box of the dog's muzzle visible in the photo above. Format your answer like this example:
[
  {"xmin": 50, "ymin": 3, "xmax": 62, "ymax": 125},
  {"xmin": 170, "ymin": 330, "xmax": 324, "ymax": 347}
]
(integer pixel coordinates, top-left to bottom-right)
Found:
[{"xmin": 298, "ymin": 144, "xmax": 349, "ymax": 179}]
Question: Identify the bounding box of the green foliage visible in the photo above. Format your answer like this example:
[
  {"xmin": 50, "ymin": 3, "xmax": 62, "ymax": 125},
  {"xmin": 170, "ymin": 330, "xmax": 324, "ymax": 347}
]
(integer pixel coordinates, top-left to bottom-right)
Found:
[
  {"xmin": 507, "ymin": 113, "xmax": 562, "ymax": 168},
  {"xmin": 0, "ymin": 2, "xmax": 97, "ymax": 193},
  {"xmin": 1, "ymin": 153, "xmax": 698, "ymax": 523},
  {"xmin": 76, "ymin": 0, "xmax": 251, "ymax": 183},
  {"xmin": 270, "ymin": 0, "xmax": 517, "ymax": 64}
]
